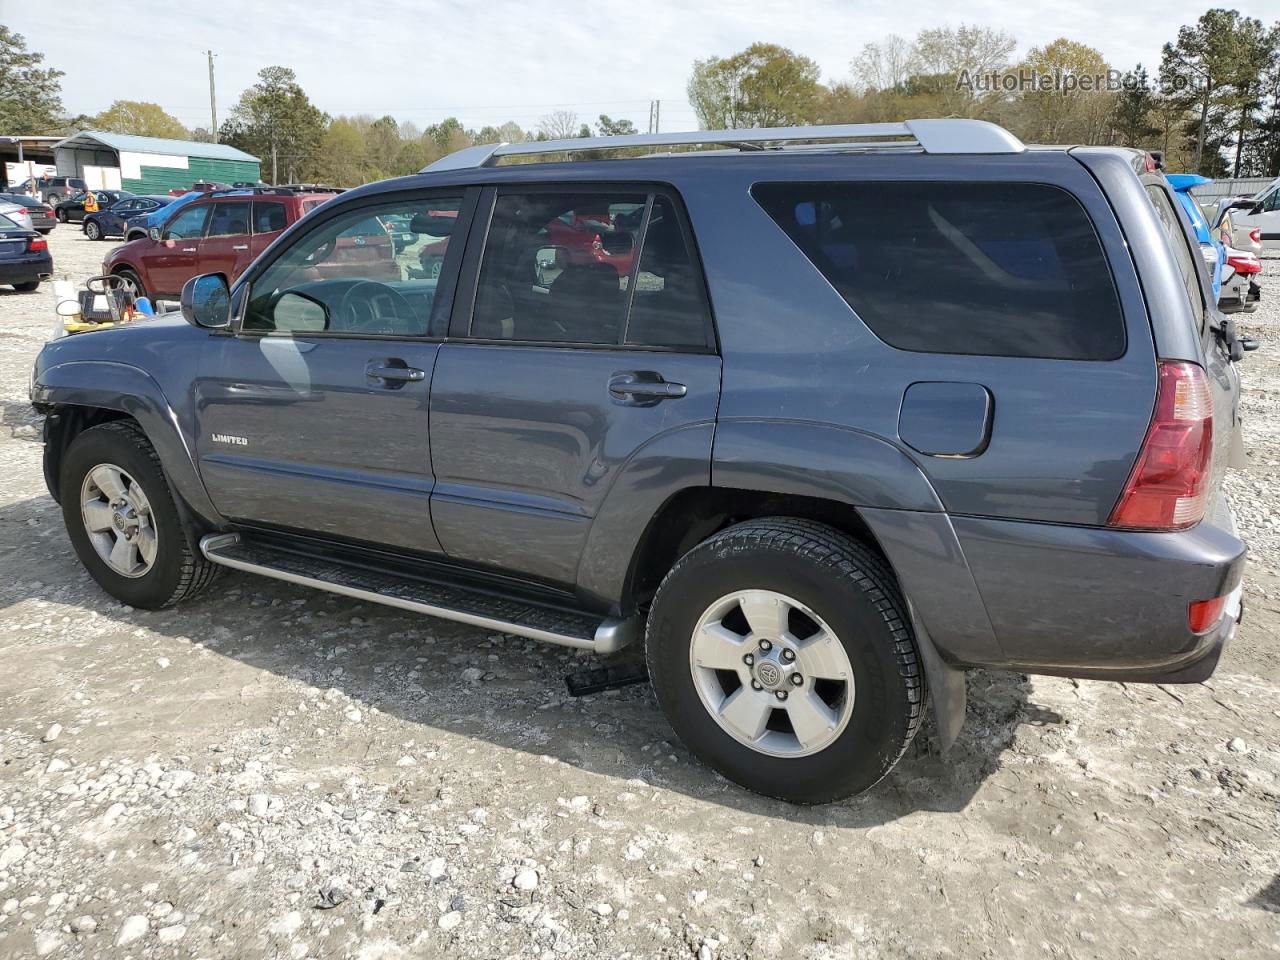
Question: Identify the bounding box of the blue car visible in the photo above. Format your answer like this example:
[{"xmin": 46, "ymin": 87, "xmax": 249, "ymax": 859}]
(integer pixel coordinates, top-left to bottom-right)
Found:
[
  {"xmin": 83, "ymin": 195, "xmax": 177, "ymax": 241},
  {"xmin": 1166, "ymin": 173, "xmax": 1223, "ymax": 301},
  {"xmin": 119, "ymin": 191, "xmax": 219, "ymax": 243}
]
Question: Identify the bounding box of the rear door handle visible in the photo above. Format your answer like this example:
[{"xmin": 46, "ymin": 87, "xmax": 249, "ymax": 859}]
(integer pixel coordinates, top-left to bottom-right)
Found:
[
  {"xmin": 232, "ymin": 244, "xmax": 248, "ymax": 251},
  {"xmin": 609, "ymin": 372, "xmax": 687, "ymax": 404},
  {"xmin": 367, "ymin": 362, "xmax": 426, "ymax": 383}
]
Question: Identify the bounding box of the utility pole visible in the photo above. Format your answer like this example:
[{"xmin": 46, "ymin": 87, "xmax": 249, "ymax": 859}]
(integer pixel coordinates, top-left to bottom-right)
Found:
[
  {"xmin": 647, "ymin": 100, "xmax": 662, "ymax": 134},
  {"xmin": 206, "ymin": 51, "xmax": 218, "ymax": 142}
]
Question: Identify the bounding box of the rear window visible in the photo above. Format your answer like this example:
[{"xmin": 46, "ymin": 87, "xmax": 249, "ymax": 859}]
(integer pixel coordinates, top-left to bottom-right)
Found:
[{"xmin": 752, "ymin": 181, "xmax": 1126, "ymax": 360}]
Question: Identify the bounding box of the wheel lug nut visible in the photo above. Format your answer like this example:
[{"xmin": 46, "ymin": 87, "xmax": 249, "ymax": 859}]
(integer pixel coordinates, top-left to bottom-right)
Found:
[
  {"xmin": 781, "ymin": 649, "xmax": 795, "ymax": 662},
  {"xmin": 751, "ymin": 680, "xmax": 763, "ymax": 691},
  {"xmin": 775, "ymin": 690, "xmax": 788, "ymax": 701},
  {"xmin": 743, "ymin": 653, "xmax": 754, "ymax": 666},
  {"xmin": 791, "ymin": 674, "xmax": 803, "ymax": 686},
  {"xmin": 759, "ymin": 640, "xmax": 772, "ymax": 652}
]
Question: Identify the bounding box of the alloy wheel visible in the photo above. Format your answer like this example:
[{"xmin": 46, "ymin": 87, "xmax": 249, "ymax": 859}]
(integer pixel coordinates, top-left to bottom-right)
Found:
[
  {"xmin": 80, "ymin": 463, "xmax": 159, "ymax": 578},
  {"xmin": 688, "ymin": 589, "xmax": 855, "ymax": 757}
]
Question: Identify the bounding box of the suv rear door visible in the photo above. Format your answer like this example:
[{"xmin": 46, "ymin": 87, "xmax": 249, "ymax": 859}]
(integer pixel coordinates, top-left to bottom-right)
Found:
[
  {"xmin": 427, "ymin": 185, "xmax": 721, "ymax": 587},
  {"xmin": 199, "ymin": 199, "xmax": 253, "ymax": 282}
]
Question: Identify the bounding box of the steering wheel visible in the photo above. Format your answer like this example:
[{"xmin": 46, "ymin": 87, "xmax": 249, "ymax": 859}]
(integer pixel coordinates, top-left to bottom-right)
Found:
[{"xmin": 336, "ymin": 280, "xmax": 416, "ymax": 335}]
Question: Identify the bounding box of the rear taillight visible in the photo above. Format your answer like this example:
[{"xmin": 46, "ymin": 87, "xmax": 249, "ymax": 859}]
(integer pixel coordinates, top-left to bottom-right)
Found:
[
  {"xmin": 27, "ymin": 236, "xmax": 47, "ymax": 253},
  {"xmin": 1108, "ymin": 361, "xmax": 1213, "ymax": 531},
  {"xmin": 16, "ymin": 208, "xmax": 27, "ymax": 216},
  {"xmin": 1227, "ymin": 253, "xmax": 1261, "ymax": 275},
  {"xmin": 1251, "ymin": 229, "xmax": 1262, "ymax": 245}
]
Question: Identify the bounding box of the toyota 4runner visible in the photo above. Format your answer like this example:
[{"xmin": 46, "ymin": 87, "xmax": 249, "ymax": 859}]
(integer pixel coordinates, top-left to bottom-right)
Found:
[{"xmin": 31, "ymin": 120, "xmax": 1250, "ymax": 803}]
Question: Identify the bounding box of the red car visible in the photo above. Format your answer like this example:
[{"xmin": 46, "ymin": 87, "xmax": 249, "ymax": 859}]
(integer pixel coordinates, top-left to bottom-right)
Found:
[{"xmin": 103, "ymin": 190, "xmax": 338, "ymax": 300}]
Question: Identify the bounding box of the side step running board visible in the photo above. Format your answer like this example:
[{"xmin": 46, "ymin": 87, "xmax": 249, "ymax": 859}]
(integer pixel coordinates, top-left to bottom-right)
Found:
[{"xmin": 199, "ymin": 533, "xmax": 638, "ymax": 655}]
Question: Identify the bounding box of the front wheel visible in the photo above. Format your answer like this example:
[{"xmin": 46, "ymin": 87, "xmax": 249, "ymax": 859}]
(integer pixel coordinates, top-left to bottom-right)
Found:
[
  {"xmin": 84, "ymin": 220, "xmax": 102, "ymax": 241},
  {"xmin": 645, "ymin": 518, "xmax": 924, "ymax": 803},
  {"xmin": 114, "ymin": 268, "xmax": 146, "ymax": 300},
  {"xmin": 56, "ymin": 208, "xmax": 68, "ymax": 223},
  {"xmin": 60, "ymin": 421, "xmax": 219, "ymax": 609}
]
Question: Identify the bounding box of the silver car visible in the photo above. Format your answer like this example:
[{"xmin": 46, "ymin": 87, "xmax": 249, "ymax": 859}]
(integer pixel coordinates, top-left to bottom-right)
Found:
[{"xmin": 0, "ymin": 201, "xmax": 34, "ymax": 232}]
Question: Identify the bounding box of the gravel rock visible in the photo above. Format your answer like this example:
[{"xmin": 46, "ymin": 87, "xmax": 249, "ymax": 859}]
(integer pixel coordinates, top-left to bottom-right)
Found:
[
  {"xmin": 438, "ymin": 910, "xmax": 463, "ymax": 930},
  {"xmin": 42, "ymin": 723, "xmax": 61, "ymax": 742},
  {"xmin": 1227, "ymin": 737, "xmax": 1248, "ymax": 753},
  {"xmin": 512, "ymin": 867, "xmax": 539, "ymax": 891},
  {"xmin": 115, "ymin": 914, "xmax": 149, "ymax": 946}
]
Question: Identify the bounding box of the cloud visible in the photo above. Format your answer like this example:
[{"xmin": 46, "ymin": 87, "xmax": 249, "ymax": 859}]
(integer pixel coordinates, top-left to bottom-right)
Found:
[{"xmin": 8, "ymin": 0, "xmax": 1277, "ymax": 134}]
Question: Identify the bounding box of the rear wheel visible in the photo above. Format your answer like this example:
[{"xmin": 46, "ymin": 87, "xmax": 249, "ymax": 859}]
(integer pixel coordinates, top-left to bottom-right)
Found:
[
  {"xmin": 60, "ymin": 421, "xmax": 219, "ymax": 609},
  {"xmin": 646, "ymin": 518, "xmax": 924, "ymax": 803},
  {"xmin": 84, "ymin": 219, "xmax": 102, "ymax": 241},
  {"xmin": 56, "ymin": 207, "xmax": 68, "ymax": 222}
]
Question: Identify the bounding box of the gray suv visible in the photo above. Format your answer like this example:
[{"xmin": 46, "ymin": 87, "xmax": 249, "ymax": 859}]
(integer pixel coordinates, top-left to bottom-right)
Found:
[{"xmin": 30, "ymin": 120, "xmax": 1249, "ymax": 803}]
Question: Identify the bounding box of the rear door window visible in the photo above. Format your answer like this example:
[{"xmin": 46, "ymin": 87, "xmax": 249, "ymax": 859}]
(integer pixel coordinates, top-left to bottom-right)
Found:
[
  {"xmin": 752, "ymin": 181, "xmax": 1126, "ymax": 360},
  {"xmin": 206, "ymin": 201, "xmax": 251, "ymax": 237},
  {"xmin": 253, "ymin": 201, "xmax": 287, "ymax": 234}
]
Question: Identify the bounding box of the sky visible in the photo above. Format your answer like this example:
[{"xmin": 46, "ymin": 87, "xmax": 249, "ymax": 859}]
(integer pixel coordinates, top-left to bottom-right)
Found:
[{"xmin": 4, "ymin": 0, "xmax": 1277, "ymax": 136}]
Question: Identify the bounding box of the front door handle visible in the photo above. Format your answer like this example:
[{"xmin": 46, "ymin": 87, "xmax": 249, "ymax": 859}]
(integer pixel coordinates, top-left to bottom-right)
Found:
[
  {"xmin": 368, "ymin": 362, "xmax": 426, "ymax": 383},
  {"xmin": 232, "ymin": 244, "xmax": 248, "ymax": 251},
  {"xmin": 181, "ymin": 246, "xmax": 197, "ymax": 253},
  {"xmin": 608, "ymin": 372, "xmax": 687, "ymax": 404}
]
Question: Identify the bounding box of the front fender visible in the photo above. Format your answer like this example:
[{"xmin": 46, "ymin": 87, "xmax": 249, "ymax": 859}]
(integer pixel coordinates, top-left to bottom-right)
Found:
[{"xmin": 34, "ymin": 360, "xmax": 223, "ymax": 526}]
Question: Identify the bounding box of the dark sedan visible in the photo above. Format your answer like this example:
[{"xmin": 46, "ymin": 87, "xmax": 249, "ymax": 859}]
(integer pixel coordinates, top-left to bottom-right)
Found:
[
  {"xmin": 83, "ymin": 195, "xmax": 176, "ymax": 241},
  {"xmin": 0, "ymin": 213, "xmax": 52, "ymax": 292},
  {"xmin": 54, "ymin": 190, "xmax": 132, "ymax": 224},
  {"xmin": 0, "ymin": 194, "xmax": 56, "ymax": 233}
]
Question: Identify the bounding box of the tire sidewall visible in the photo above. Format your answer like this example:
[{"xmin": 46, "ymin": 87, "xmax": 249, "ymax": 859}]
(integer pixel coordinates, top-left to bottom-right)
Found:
[
  {"xmin": 60, "ymin": 426, "xmax": 189, "ymax": 609},
  {"xmin": 647, "ymin": 534, "xmax": 913, "ymax": 802},
  {"xmin": 85, "ymin": 220, "xmax": 100, "ymax": 240}
]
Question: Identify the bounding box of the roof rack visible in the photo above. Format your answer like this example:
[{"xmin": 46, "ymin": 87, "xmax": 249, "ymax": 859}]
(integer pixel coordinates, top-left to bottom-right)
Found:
[
  {"xmin": 424, "ymin": 119, "xmax": 1024, "ymax": 172},
  {"xmin": 203, "ymin": 185, "xmax": 339, "ymax": 199}
]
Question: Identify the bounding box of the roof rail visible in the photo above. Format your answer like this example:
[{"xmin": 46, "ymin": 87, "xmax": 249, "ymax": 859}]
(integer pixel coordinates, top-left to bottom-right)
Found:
[{"xmin": 424, "ymin": 119, "xmax": 1024, "ymax": 172}]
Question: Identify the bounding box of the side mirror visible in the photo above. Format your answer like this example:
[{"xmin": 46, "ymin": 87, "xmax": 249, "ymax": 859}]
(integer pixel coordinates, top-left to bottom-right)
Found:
[
  {"xmin": 535, "ymin": 245, "xmax": 568, "ymax": 285},
  {"xmin": 180, "ymin": 274, "xmax": 231, "ymax": 329},
  {"xmin": 148, "ymin": 226, "xmax": 161, "ymax": 242}
]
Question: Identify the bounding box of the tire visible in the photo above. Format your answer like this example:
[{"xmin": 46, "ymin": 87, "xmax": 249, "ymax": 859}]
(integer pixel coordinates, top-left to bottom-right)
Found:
[
  {"xmin": 423, "ymin": 255, "xmax": 443, "ymax": 280},
  {"xmin": 45, "ymin": 194, "xmax": 60, "ymax": 208},
  {"xmin": 114, "ymin": 268, "xmax": 146, "ymax": 300},
  {"xmin": 56, "ymin": 208, "xmax": 68, "ymax": 223},
  {"xmin": 84, "ymin": 220, "xmax": 102, "ymax": 241},
  {"xmin": 11, "ymin": 281, "xmax": 39, "ymax": 292},
  {"xmin": 59, "ymin": 420, "xmax": 219, "ymax": 609},
  {"xmin": 645, "ymin": 518, "xmax": 924, "ymax": 803}
]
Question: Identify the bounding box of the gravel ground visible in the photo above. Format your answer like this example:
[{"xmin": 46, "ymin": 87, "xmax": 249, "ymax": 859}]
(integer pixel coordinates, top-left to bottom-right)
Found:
[{"xmin": 0, "ymin": 229, "xmax": 1277, "ymax": 959}]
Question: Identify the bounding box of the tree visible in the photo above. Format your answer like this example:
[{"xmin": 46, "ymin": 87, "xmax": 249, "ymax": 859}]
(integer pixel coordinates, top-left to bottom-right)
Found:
[
  {"xmin": 314, "ymin": 117, "xmax": 369, "ymax": 186},
  {"xmin": 364, "ymin": 114, "xmax": 401, "ymax": 175},
  {"xmin": 1013, "ymin": 38, "xmax": 1114, "ymax": 144},
  {"xmin": 851, "ymin": 35, "xmax": 917, "ymax": 93},
  {"xmin": 1220, "ymin": 17, "xmax": 1276, "ymax": 176},
  {"xmin": 220, "ymin": 67, "xmax": 328, "ymax": 183},
  {"xmin": 0, "ymin": 27, "xmax": 64, "ymax": 134},
  {"xmin": 687, "ymin": 43, "xmax": 823, "ymax": 129},
  {"xmin": 915, "ymin": 24, "xmax": 1015, "ymax": 116},
  {"xmin": 1110, "ymin": 66, "xmax": 1160, "ymax": 148},
  {"xmin": 538, "ymin": 110, "xmax": 581, "ymax": 139},
  {"xmin": 1250, "ymin": 27, "xmax": 1280, "ymax": 176},
  {"xmin": 425, "ymin": 117, "xmax": 469, "ymax": 154},
  {"xmin": 93, "ymin": 101, "xmax": 189, "ymax": 139},
  {"xmin": 1160, "ymin": 10, "xmax": 1255, "ymax": 174},
  {"xmin": 597, "ymin": 114, "xmax": 638, "ymax": 136}
]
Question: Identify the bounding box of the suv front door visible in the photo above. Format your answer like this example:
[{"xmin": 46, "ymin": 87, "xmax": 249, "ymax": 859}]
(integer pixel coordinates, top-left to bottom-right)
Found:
[
  {"xmin": 150, "ymin": 202, "xmax": 210, "ymax": 296},
  {"xmin": 428, "ymin": 187, "xmax": 722, "ymax": 587},
  {"xmin": 192, "ymin": 189, "xmax": 474, "ymax": 552}
]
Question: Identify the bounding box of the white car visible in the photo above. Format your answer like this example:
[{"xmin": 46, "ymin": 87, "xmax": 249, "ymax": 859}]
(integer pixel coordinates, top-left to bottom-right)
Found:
[
  {"xmin": 0, "ymin": 201, "xmax": 34, "ymax": 232},
  {"xmin": 1227, "ymin": 179, "xmax": 1280, "ymax": 252}
]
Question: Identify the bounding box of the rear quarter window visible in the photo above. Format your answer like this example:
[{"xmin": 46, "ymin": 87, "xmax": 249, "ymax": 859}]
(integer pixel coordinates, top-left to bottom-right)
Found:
[{"xmin": 752, "ymin": 181, "xmax": 1126, "ymax": 361}]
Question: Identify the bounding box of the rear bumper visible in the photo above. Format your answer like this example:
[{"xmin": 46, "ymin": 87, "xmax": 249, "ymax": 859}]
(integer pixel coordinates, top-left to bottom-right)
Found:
[
  {"xmin": 862, "ymin": 500, "xmax": 1246, "ymax": 685},
  {"xmin": 0, "ymin": 254, "xmax": 52, "ymax": 283},
  {"xmin": 950, "ymin": 505, "xmax": 1245, "ymax": 682}
]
